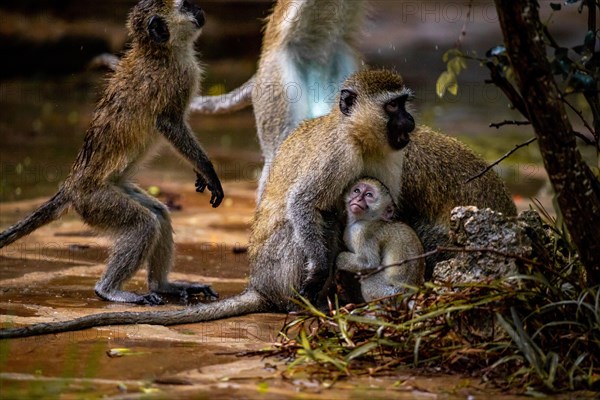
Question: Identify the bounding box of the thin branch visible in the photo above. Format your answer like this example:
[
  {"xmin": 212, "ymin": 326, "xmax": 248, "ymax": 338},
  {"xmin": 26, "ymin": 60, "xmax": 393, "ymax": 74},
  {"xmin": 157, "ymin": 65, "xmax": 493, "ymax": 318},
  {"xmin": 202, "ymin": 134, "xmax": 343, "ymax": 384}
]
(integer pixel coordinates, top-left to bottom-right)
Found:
[
  {"xmin": 562, "ymin": 96, "xmax": 597, "ymax": 142},
  {"xmin": 582, "ymin": 91, "xmax": 600, "ymax": 147},
  {"xmin": 542, "ymin": 25, "xmax": 561, "ymax": 50},
  {"xmin": 357, "ymin": 246, "xmax": 542, "ymax": 280},
  {"xmin": 358, "ymin": 248, "xmax": 440, "ymax": 279},
  {"xmin": 489, "ymin": 120, "xmax": 531, "ymax": 129},
  {"xmin": 464, "ymin": 137, "xmax": 537, "ymax": 183},
  {"xmin": 586, "ymin": 0, "xmax": 597, "ymax": 53},
  {"xmin": 574, "ymin": 130, "xmax": 596, "ymax": 146},
  {"xmin": 455, "ymin": 0, "xmax": 473, "ymax": 50},
  {"xmin": 485, "ymin": 62, "xmax": 530, "ymax": 119}
]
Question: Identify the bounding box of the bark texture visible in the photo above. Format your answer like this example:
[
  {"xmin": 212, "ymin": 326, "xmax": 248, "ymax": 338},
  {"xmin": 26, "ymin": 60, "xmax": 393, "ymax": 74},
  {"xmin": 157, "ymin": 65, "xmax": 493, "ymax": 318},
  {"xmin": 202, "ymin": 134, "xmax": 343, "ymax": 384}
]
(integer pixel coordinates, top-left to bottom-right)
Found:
[{"xmin": 494, "ymin": 0, "xmax": 600, "ymax": 285}]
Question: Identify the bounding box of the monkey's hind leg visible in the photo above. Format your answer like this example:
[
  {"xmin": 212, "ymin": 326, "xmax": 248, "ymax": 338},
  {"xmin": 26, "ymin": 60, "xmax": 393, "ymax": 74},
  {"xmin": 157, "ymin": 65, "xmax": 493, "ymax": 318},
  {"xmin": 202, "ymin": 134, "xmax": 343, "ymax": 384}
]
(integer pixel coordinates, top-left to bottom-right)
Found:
[
  {"xmin": 75, "ymin": 184, "xmax": 166, "ymax": 305},
  {"xmin": 124, "ymin": 184, "xmax": 218, "ymax": 301}
]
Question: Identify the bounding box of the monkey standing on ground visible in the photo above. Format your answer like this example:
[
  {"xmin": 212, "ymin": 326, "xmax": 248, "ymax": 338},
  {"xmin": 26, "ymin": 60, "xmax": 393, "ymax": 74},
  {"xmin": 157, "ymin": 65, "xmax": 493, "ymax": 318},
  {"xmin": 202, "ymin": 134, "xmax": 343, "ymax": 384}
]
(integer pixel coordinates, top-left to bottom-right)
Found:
[
  {"xmin": 337, "ymin": 178, "xmax": 424, "ymax": 303},
  {"xmin": 191, "ymin": 0, "xmax": 366, "ymax": 198},
  {"xmin": 0, "ymin": 69, "xmax": 417, "ymax": 337},
  {"xmin": 0, "ymin": 0, "xmax": 223, "ymax": 305}
]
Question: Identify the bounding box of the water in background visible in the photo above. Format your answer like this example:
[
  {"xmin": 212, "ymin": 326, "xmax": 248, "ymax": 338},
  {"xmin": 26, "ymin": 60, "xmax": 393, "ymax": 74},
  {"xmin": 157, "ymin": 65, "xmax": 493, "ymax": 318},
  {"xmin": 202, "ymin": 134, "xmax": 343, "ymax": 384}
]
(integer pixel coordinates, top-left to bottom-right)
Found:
[{"xmin": 0, "ymin": 1, "xmax": 593, "ymax": 206}]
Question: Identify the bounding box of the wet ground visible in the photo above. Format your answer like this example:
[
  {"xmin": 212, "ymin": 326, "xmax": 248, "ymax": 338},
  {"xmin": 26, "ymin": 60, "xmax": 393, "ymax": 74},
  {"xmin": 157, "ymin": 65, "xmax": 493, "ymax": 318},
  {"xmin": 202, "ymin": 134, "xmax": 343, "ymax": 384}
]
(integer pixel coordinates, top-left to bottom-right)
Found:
[
  {"xmin": 1, "ymin": 1, "xmax": 596, "ymax": 398},
  {"xmin": 0, "ymin": 178, "xmax": 570, "ymax": 400}
]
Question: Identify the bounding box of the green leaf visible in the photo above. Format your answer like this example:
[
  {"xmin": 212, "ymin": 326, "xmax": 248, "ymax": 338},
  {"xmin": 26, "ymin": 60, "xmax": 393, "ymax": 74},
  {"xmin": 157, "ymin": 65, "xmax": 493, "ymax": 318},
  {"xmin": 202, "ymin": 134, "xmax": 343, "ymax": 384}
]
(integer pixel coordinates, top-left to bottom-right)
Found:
[
  {"xmin": 257, "ymin": 382, "xmax": 269, "ymax": 394},
  {"xmin": 447, "ymin": 82, "xmax": 459, "ymax": 96},
  {"xmin": 448, "ymin": 56, "xmax": 467, "ymax": 76},
  {"xmin": 413, "ymin": 335, "xmax": 422, "ymax": 366},
  {"xmin": 312, "ymin": 349, "xmax": 347, "ymax": 371},
  {"xmin": 442, "ymin": 48, "xmax": 464, "ymax": 63},
  {"xmin": 545, "ymin": 352, "xmax": 559, "ymax": 389},
  {"xmin": 436, "ymin": 71, "xmax": 458, "ymax": 98},
  {"xmin": 345, "ymin": 341, "xmax": 379, "ymax": 362}
]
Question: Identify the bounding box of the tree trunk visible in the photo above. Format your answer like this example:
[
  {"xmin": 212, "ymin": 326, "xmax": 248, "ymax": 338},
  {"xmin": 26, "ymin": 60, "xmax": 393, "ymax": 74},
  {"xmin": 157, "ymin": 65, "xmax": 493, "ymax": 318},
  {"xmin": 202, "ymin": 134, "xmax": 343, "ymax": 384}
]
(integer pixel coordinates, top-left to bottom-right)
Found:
[{"xmin": 494, "ymin": 0, "xmax": 600, "ymax": 286}]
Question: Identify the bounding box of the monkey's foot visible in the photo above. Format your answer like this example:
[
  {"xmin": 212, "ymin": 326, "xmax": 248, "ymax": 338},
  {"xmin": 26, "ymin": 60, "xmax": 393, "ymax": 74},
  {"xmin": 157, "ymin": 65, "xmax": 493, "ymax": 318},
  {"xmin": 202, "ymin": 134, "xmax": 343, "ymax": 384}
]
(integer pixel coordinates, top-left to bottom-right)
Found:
[
  {"xmin": 94, "ymin": 288, "xmax": 165, "ymax": 305},
  {"xmin": 140, "ymin": 293, "xmax": 166, "ymax": 305},
  {"xmin": 155, "ymin": 282, "xmax": 219, "ymax": 301}
]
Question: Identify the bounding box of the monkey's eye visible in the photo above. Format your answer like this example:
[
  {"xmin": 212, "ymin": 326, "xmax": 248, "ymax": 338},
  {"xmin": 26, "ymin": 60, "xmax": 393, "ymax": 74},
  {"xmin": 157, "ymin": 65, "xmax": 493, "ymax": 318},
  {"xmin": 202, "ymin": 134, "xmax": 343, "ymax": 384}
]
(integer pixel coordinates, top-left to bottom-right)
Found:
[
  {"xmin": 365, "ymin": 192, "xmax": 373, "ymax": 198},
  {"xmin": 353, "ymin": 188, "xmax": 361, "ymax": 194},
  {"xmin": 385, "ymin": 100, "xmax": 399, "ymax": 114}
]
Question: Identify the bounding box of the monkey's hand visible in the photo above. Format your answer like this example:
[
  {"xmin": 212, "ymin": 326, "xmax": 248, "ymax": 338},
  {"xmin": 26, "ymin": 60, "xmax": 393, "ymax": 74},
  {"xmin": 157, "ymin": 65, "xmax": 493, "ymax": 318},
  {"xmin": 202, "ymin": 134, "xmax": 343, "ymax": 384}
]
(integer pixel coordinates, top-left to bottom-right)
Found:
[
  {"xmin": 195, "ymin": 172, "xmax": 224, "ymax": 208},
  {"xmin": 336, "ymin": 251, "xmax": 365, "ymax": 274}
]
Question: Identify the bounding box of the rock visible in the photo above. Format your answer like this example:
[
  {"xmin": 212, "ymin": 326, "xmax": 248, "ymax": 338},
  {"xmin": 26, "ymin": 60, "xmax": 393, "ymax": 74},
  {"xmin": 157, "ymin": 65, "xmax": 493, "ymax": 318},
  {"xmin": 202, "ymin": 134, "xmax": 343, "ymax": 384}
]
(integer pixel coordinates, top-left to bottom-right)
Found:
[{"xmin": 432, "ymin": 206, "xmax": 545, "ymax": 284}]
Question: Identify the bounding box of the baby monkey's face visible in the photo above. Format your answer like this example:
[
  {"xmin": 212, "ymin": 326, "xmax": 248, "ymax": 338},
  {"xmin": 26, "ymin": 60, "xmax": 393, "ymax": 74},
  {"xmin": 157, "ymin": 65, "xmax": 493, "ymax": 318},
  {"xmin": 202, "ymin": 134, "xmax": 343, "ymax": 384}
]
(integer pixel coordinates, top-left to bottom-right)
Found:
[{"xmin": 346, "ymin": 180, "xmax": 394, "ymax": 222}]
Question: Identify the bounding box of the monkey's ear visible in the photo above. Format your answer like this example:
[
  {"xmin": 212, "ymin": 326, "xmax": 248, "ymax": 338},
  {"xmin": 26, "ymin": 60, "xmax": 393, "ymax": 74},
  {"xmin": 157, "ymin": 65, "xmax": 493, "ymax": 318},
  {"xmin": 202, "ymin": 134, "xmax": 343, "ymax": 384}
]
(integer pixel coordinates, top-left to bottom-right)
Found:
[
  {"xmin": 383, "ymin": 204, "xmax": 395, "ymax": 222},
  {"xmin": 148, "ymin": 15, "xmax": 170, "ymax": 43},
  {"xmin": 339, "ymin": 89, "xmax": 357, "ymax": 116}
]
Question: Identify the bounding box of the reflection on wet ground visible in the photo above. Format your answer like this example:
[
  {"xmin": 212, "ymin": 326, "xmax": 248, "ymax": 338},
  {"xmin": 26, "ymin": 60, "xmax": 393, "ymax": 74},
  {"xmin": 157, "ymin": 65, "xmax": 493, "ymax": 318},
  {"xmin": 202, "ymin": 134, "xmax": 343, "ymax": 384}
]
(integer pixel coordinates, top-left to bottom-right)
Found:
[
  {"xmin": 0, "ymin": 2, "xmax": 590, "ymax": 394},
  {"xmin": 2, "ymin": 180, "xmax": 593, "ymax": 399}
]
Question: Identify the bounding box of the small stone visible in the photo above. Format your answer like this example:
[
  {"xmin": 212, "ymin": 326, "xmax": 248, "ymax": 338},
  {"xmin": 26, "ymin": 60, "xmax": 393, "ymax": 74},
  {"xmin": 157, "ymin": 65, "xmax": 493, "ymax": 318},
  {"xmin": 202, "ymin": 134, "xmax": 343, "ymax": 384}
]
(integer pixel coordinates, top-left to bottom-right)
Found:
[{"xmin": 432, "ymin": 206, "xmax": 545, "ymax": 284}]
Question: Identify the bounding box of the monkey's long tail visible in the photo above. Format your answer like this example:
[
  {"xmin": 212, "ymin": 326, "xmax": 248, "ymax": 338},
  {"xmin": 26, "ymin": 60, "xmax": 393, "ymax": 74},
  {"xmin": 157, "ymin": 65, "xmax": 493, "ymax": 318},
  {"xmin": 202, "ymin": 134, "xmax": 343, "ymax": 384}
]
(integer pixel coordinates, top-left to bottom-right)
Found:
[
  {"xmin": 0, "ymin": 189, "xmax": 70, "ymax": 248},
  {"xmin": 189, "ymin": 75, "xmax": 254, "ymax": 114},
  {"xmin": 0, "ymin": 290, "xmax": 266, "ymax": 339}
]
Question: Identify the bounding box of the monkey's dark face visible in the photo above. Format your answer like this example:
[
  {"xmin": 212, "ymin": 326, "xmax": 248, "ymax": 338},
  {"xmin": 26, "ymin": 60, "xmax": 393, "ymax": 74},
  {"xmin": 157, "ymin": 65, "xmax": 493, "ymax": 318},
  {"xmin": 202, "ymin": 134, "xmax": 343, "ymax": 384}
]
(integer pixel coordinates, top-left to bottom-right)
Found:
[
  {"xmin": 347, "ymin": 181, "xmax": 394, "ymax": 222},
  {"xmin": 181, "ymin": 0, "xmax": 205, "ymax": 28},
  {"xmin": 339, "ymin": 88, "xmax": 415, "ymax": 151},
  {"xmin": 129, "ymin": 0, "xmax": 205, "ymax": 46},
  {"xmin": 384, "ymin": 95, "xmax": 415, "ymax": 150}
]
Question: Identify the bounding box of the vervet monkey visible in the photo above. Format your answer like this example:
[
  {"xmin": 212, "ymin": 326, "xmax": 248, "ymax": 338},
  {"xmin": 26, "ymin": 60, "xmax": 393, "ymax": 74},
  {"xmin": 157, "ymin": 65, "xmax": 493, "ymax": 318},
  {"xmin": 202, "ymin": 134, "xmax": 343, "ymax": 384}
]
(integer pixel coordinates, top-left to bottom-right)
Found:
[
  {"xmin": 191, "ymin": 0, "xmax": 366, "ymax": 198},
  {"xmin": 96, "ymin": 1, "xmax": 366, "ymax": 199},
  {"xmin": 0, "ymin": 69, "xmax": 415, "ymax": 338},
  {"xmin": 337, "ymin": 178, "xmax": 424, "ymax": 302},
  {"xmin": 0, "ymin": 0, "xmax": 222, "ymax": 305}
]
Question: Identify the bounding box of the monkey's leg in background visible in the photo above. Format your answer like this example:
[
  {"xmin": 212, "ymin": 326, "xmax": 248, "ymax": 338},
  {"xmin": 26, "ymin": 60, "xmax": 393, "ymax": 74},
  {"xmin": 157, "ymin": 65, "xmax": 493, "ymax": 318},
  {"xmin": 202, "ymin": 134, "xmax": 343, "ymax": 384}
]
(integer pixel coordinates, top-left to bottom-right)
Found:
[
  {"xmin": 74, "ymin": 183, "xmax": 164, "ymax": 305},
  {"xmin": 123, "ymin": 184, "xmax": 218, "ymax": 300}
]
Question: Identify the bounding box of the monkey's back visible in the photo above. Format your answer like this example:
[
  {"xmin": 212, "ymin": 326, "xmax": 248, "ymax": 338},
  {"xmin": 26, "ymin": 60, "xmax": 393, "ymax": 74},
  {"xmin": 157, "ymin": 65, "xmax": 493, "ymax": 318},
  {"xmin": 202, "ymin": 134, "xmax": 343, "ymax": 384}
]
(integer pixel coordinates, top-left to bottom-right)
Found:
[
  {"xmin": 399, "ymin": 127, "xmax": 516, "ymax": 221},
  {"xmin": 378, "ymin": 221, "xmax": 425, "ymax": 281},
  {"xmin": 352, "ymin": 220, "xmax": 424, "ymax": 301},
  {"xmin": 66, "ymin": 46, "xmax": 200, "ymax": 186}
]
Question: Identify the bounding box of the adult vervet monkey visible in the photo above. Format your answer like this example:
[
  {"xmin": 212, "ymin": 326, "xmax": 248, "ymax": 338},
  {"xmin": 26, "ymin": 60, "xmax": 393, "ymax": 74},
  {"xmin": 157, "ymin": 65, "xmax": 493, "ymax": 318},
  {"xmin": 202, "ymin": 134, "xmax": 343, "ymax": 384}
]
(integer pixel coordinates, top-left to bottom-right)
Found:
[{"xmin": 0, "ymin": 0, "xmax": 222, "ymax": 305}]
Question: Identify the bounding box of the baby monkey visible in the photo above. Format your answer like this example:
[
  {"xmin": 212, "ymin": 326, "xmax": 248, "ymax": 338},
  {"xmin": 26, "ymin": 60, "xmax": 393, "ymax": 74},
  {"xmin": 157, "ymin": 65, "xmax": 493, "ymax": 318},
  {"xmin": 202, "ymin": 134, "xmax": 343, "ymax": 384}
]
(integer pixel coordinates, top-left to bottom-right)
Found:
[{"xmin": 337, "ymin": 178, "xmax": 425, "ymax": 302}]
